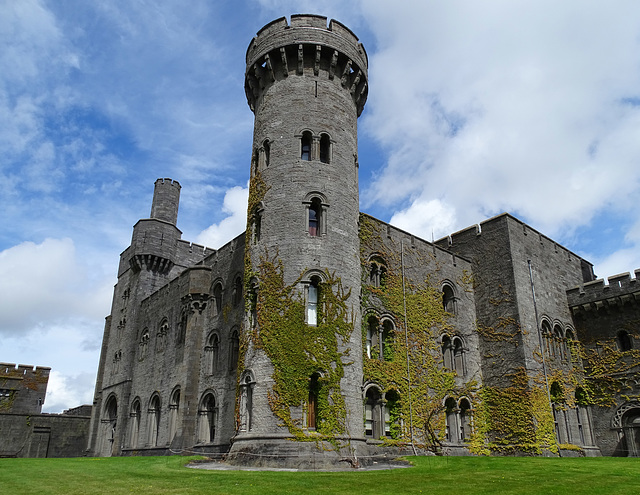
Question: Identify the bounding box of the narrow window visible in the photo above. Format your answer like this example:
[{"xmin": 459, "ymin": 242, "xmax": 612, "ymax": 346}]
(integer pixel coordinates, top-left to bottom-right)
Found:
[
  {"xmin": 444, "ymin": 397, "xmax": 457, "ymax": 443},
  {"xmin": 229, "ymin": 329, "xmax": 239, "ymax": 371},
  {"xmin": 232, "ymin": 276, "xmax": 243, "ymax": 306},
  {"xmin": 308, "ymin": 373, "xmax": 320, "ymax": 429},
  {"xmin": 139, "ymin": 329, "xmax": 150, "ymax": 361},
  {"xmin": 129, "ymin": 400, "xmax": 141, "ymax": 449},
  {"xmin": 443, "ymin": 285, "xmax": 456, "ymax": 313},
  {"xmin": 442, "ymin": 335, "xmax": 453, "ymax": 369},
  {"xmin": 213, "ymin": 283, "xmax": 223, "ymax": 315},
  {"xmin": 104, "ymin": 396, "xmax": 118, "ymax": 456},
  {"xmin": 198, "ymin": 394, "xmax": 216, "ymax": 443},
  {"xmin": 365, "ymin": 387, "xmax": 382, "ymax": 438},
  {"xmin": 308, "ymin": 199, "xmax": 320, "ymax": 236},
  {"xmin": 366, "ymin": 316, "xmax": 377, "ymax": 358},
  {"xmin": 240, "ymin": 375, "xmax": 254, "ymax": 432},
  {"xmin": 384, "ymin": 390, "xmax": 401, "ymax": 439},
  {"xmin": 301, "ymin": 131, "xmax": 312, "ymax": 161},
  {"xmin": 319, "ymin": 133, "xmax": 330, "ymax": 163},
  {"xmin": 253, "ymin": 208, "xmax": 262, "ymax": 243},
  {"xmin": 148, "ymin": 395, "xmax": 161, "ymax": 447},
  {"xmin": 553, "ymin": 325, "xmax": 564, "ymax": 359},
  {"xmin": 206, "ymin": 333, "xmax": 220, "ymax": 374},
  {"xmin": 307, "ymin": 278, "xmax": 319, "ymax": 326},
  {"xmin": 459, "ymin": 398, "xmax": 471, "ymax": 442},
  {"xmin": 381, "ymin": 320, "xmax": 394, "ymax": 361},
  {"xmin": 169, "ymin": 389, "xmax": 180, "ymax": 443},
  {"xmin": 453, "ymin": 337, "xmax": 465, "ymax": 375}
]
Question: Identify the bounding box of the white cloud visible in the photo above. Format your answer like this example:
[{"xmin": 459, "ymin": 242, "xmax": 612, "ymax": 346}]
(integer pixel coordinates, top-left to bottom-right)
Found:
[
  {"xmin": 44, "ymin": 370, "xmax": 96, "ymax": 413},
  {"xmin": 389, "ymin": 198, "xmax": 457, "ymax": 241},
  {"xmin": 196, "ymin": 185, "xmax": 249, "ymax": 249},
  {"xmin": 361, "ymin": 1, "xmax": 640, "ymax": 241},
  {"xmin": 0, "ymin": 238, "xmax": 112, "ymax": 335}
]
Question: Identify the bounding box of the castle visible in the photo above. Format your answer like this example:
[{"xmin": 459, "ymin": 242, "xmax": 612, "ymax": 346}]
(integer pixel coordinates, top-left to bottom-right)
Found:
[{"xmin": 86, "ymin": 15, "xmax": 640, "ymax": 465}]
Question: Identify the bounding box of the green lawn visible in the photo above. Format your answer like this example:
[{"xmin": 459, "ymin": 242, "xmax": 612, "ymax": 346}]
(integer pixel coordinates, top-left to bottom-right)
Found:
[{"xmin": 0, "ymin": 455, "xmax": 638, "ymax": 494}]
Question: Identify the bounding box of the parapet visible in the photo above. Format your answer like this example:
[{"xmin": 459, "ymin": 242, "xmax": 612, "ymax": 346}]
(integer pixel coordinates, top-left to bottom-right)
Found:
[
  {"xmin": 567, "ymin": 269, "xmax": 640, "ymax": 314},
  {"xmin": 245, "ymin": 15, "xmax": 368, "ymax": 116},
  {"xmin": 1, "ymin": 363, "xmax": 51, "ymax": 378}
]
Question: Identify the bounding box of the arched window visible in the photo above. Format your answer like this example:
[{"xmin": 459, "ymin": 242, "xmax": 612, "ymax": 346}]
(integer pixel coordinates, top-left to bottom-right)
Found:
[
  {"xmin": 232, "ymin": 276, "xmax": 243, "ymax": 307},
  {"xmin": 553, "ymin": 324, "xmax": 564, "ymax": 360},
  {"xmin": 103, "ymin": 395, "xmax": 118, "ymax": 456},
  {"xmin": 308, "ymin": 198, "xmax": 321, "ymax": 236},
  {"xmin": 169, "ymin": 388, "xmax": 180, "ymax": 443},
  {"xmin": 365, "ymin": 386, "xmax": 382, "ymax": 438},
  {"xmin": 381, "ymin": 320, "xmax": 394, "ymax": 361},
  {"xmin": 308, "ymin": 373, "xmax": 321, "ymax": 430},
  {"xmin": 384, "ymin": 390, "xmax": 401, "ymax": 439},
  {"xmin": 444, "ymin": 397, "xmax": 457, "ymax": 443},
  {"xmin": 139, "ymin": 328, "xmax": 150, "ymax": 361},
  {"xmin": 148, "ymin": 394, "xmax": 161, "ymax": 447},
  {"xmin": 319, "ymin": 133, "xmax": 330, "ymax": 163},
  {"xmin": 206, "ymin": 332, "xmax": 220, "ymax": 374},
  {"xmin": 575, "ymin": 387, "xmax": 592, "ymax": 446},
  {"xmin": 198, "ymin": 393, "xmax": 217, "ymax": 443},
  {"xmin": 307, "ymin": 277, "xmax": 320, "ymax": 326},
  {"xmin": 213, "ymin": 283, "xmax": 223, "ymax": 315},
  {"xmin": 453, "ymin": 337, "xmax": 465, "ymax": 375},
  {"xmin": 239, "ymin": 372, "xmax": 255, "ymax": 432},
  {"xmin": 129, "ymin": 399, "xmax": 141, "ymax": 449},
  {"xmin": 618, "ymin": 330, "xmax": 633, "ymax": 352},
  {"xmin": 550, "ymin": 381, "xmax": 565, "ymax": 443},
  {"xmin": 622, "ymin": 407, "xmax": 640, "ymax": 456},
  {"xmin": 442, "ymin": 284, "xmax": 456, "ymax": 314},
  {"xmin": 156, "ymin": 319, "xmax": 169, "ymax": 353},
  {"xmin": 229, "ymin": 328, "xmax": 239, "ymax": 371},
  {"xmin": 458, "ymin": 398, "xmax": 471, "ymax": 442},
  {"xmin": 368, "ymin": 257, "xmax": 387, "ymax": 287},
  {"xmin": 541, "ymin": 320, "xmax": 552, "ymax": 356},
  {"xmin": 251, "ymin": 205, "xmax": 263, "ymax": 244},
  {"xmin": 301, "ymin": 131, "xmax": 312, "ymax": 161},
  {"xmin": 442, "ymin": 335, "xmax": 453, "ymax": 369},
  {"xmin": 366, "ymin": 315, "xmax": 377, "ymax": 359},
  {"xmin": 177, "ymin": 309, "xmax": 188, "ymax": 346}
]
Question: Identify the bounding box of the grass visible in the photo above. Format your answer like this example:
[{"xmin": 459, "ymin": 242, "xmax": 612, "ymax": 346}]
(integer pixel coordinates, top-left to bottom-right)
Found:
[{"xmin": 1, "ymin": 455, "xmax": 639, "ymax": 494}]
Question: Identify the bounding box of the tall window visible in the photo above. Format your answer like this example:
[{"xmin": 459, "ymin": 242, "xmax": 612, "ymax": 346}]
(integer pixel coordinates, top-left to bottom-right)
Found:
[
  {"xmin": 239, "ymin": 373, "xmax": 254, "ymax": 432},
  {"xmin": 198, "ymin": 393, "xmax": 216, "ymax": 443},
  {"xmin": 453, "ymin": 337, "xmax": 465, "ymax": 375},
  {"xmin": 309, "ymin": 199, "xmax": 321, "ymax": 236},
  {"xmin": 384, "ymin": 390, "xmax": 401, "ymax": 439},
  {"xmin": 319, "ymin": 133, "xmax": 330, "ymax": 163},
  {"xmin": 206, "ymin": 332, "xmax": 220, "ymax": 374},
  {"xmin": 212, "ymin": 283, "xmax": 223, "ymax": 315},
  {"xmin": 307, "ymin": 278, "xmax": 319, "ymax": 326},
  {"xmin": 459, "ymin": 398, "xmax": 471, "ymax": 442},
  {"xmin": 232, "ymin": 276, "xmax": 243, "ymax": 306},
  {"xmin": 308, "ymin": 373, "xmax": 321, "ymax": 429},
  {"xmin": 442, "ymin": 284, "xmax": 456, "ymax": 314},
  {"xmin": 169, "ymin": 389, "xmax": 180, "ymax": 443},
  {"xmin": 553, "ymin": 325, "xmax": 564, "ymax": 360},
  {"xmin": 365, "ymin": 387, "xmax": 382, "ymax": 438},
  {"xmin": 263, "ymin": 139, "xmax": 270, "ymax": 167},
  {"xmin": 368, "ymin": 257, "xmax": 387, "ymax": 287},
  {"xmin": 229, "ymin": 328, "xmax": 239, "ymax": 371},
  {"xmin": 381, "ymin": 320, "xmax": 394, "ymax": 361},
  {"xmin": 148, "ymin": 394, "xmax": 161, "ymax": 447},
  {"xmin": 129, "ymin": 399, "xmax": 141, "ymax": 449},
  {"xmin": 301, "ymin": 131, "xmax": 312, "ymax": 160},
  {"xmin": 444, "ymin": 397, "xmax": 457, "ymax": 442},
  {"xmin": 139, "ymin": 329, "xmax": 150, "ymax": 361}
]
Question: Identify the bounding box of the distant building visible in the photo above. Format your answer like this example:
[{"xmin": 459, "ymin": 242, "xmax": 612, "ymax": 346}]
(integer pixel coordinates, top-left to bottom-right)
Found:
[
  {"xmin": 87, "ymin": 15, "xmax": 640, "ymax": 466},
  {"xmin": 0, "ymin": 363, "xmax": 90, "ymax": 458}
]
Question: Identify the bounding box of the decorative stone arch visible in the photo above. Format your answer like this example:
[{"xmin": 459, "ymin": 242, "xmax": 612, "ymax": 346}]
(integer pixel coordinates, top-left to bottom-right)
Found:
[
  {"xmin": 168, "ymin": 387, "xmax": 181, "ymax": 443},
  {"xmin": 147, "ymin": 393, "xmax": 162, "ymax": 447},
  {"xmin": 197, "ymin": 390, "xmax": 218, "ymax": 444},
  {"xmin": 205, "ymin": 330, "xmax": 221, "ymax": 374},
  {"xmin": 302, "ymin": 191, "xmax": 329, "ymax": 237},
  {"xmin": 239, "ymin": 370, "xmax": 256, "ymax": 432},
  {"xmin": 441, "ymin": 280, "xmax": 458, "ymax": 314},
  {"xmin": 612, "ymin": 401, "xmax": 640, "ymax": 456}
]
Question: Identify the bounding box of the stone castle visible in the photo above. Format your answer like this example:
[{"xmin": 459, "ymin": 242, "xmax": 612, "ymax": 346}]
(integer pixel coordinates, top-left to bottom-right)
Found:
[{"xmin": 85, "ymin": 15, "xmax": 640, "ymax": 464}]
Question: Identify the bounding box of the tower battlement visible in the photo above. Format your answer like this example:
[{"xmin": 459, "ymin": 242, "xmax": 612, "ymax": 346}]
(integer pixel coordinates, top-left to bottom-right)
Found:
[
  {"xmin": 245, "ymin": 15, "xmax": 368, "ymax": 116},
  {"xmin": 567, "ymin": 269, "xmax": 640, "ymax": 312}
]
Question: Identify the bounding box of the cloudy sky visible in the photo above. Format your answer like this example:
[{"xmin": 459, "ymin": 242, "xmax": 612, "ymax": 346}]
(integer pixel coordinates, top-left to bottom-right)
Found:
[{"xmin": 2, "ymin": 0, "xmax": 640, "ymax": 413}]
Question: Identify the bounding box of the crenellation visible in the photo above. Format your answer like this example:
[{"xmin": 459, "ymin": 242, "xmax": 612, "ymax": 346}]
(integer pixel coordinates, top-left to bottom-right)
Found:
[{"xmin": 567, "ymin": 270, "xmax": 640, "ymax": 310}]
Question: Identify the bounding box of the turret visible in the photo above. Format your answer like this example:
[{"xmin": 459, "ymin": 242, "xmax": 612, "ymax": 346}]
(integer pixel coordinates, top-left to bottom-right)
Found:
[{"xmin": 233, "ymin": 15, "xmax": 368, "ymax": 467}]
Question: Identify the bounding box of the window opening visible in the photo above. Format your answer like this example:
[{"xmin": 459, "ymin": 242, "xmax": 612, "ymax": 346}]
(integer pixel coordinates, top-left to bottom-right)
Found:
[
  {"xmin": 263, "ymin": 139, "xmax": 270, "ymax": 167},
  {"xmin": 443, "ymin": 285, "xmax": 456, "ymax": 313},
  {"xmin": 169, "ymin": 389, "xmax": 180, "ymax": 443},
  {"xmin": 308, "ymin": 278, "xmax": 319, "ymax": 326},
  {"xmin": 229, "ymin": 329, "xmax": 239, "ymax": 371},
  {"xmin": 129, "ymin": 400, "xmax": 141, "ymax": 449},
  {"xmin": 301, "ymin": 131, "xmax": 312, "ymax": 161},
  {"xmin": 308, "ymin": 373, "xmax": 320, "ymax": 429},
  {"xmin": 444, "ymin": 397, "xmax": 457, "ymax": 442},
  {"xmin": 459, "ymin": 398, "xmax": 471, "ymax": 442},
  {"xmin": 232, "ymin": 276, "xmax": 243, "ymax": 306},
  {"xmin": 308, "ymin": 199, "xmax": 321, "ymax": 236},
  {"xmin": 148, "ymin": 395, "xmax": 161, "ymax": 447},
  {"xmin": 618, "ymin": 330, "xmax": 633, "ymax": 351},
  {"xmin": 365, "ymin": 387, "xmax": 382, "ymax": 438},
  {"xmin": 319, "ymin": 133, "xmax": 330, "ymax": 163},
  {"xmin": 198, "ymin": 394, "xmax": 217, "ymax": 443},
  {"xmin": 206, "ymin": 333, "xmax": 220, "ymax": 374},
  {"xmin": 213, "ymin": 283, "xmax": 222, "ymax": 315},
  {"xmin": 384, "ymin": 390, "xmax": 401, "ymax": 439}
]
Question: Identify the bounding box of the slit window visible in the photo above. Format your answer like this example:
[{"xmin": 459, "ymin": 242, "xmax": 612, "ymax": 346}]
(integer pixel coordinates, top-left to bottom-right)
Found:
[{"xmin": 319, "ymin": 133, "xmax": 330, "ymax": 163}]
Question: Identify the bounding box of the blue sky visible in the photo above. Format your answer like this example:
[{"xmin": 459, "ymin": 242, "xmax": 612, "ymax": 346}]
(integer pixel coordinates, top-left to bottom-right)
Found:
[{"xmin": 2, "ymin": 0, "xmax": 640, "ymax": 412}]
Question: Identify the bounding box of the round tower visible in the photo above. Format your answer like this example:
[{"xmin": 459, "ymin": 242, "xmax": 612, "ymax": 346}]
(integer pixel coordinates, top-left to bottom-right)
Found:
[{"xmin": 234, "ymin": 15, "xmax": 368, "ymax": 466}]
